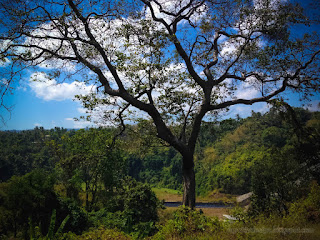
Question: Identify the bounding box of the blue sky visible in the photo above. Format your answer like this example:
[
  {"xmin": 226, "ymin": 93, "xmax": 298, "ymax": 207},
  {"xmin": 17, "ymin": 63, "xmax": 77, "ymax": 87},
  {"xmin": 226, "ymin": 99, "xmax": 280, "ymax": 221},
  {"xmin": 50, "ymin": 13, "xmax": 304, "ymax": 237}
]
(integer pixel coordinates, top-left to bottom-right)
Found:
[
  {"xmin": 2, "ymin": 87, "xmax": 89, "ymax": 130},
  {"xmin": 1, "ymin": 0, "xmax": 320, "ymax": 131},
  {"xmin": 1, "ymin": 72, "xmax": 94, "ymax": 130},
  {"xmin": 1, "ymin": 77, "xmax": 319, "ymax": 130}
]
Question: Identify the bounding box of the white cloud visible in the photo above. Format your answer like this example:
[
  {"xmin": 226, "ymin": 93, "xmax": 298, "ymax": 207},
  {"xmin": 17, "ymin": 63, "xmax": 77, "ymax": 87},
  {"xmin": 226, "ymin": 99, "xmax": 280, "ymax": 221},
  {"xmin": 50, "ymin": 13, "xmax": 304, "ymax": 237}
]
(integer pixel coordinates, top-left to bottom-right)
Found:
[
  {"xmin": 235, "ymin": 84, "xmax": 260, "ymax": 99},
  {"xmin": 17, "ymin": 86, "xmax": 28, "ymax": 91},
  {"xmin": 235, "ymin": 0, "xmax": 287, "ymax": 36},
  {"xmin": 230, "ymin": 75, "xmax": 261, "ymax": 100},
  {"xmin": 77, "ymin": 107, "xmax": 87, "ymax": 114},
  {"xmin": 306, "ymin": 101, "xmax": 320, "ymax": 112},
  {"xmin": 65, "ymin": 118, "xmax": 93, "ymax": 129},
  {"xmin": 29, "ymin": 72, "xmax": 96, "ymax": 101},
  {"xmin": 253, "ymin": 0, "xmax": 287, "ymax": 10},
  {"xmin": 0, "ymin": 78, "xmax": 9, "ymax": 87},
  {"xmin": 220, "ymin": 0, "xmax": 286, "ymax": 60},
  {"xmin": 51, "ymin": 120, "xmax": 57, "ymax": 128},
  {"xmin": 144, "ymin": 0, "xmax": 207, "ymax": 27},
  {"xmin": 26, "ymin": 17, "xmax": 135, "ymax": 71},
  {"xmin": 228, "ymin": 102, "xmax": 270, "ymax": 118},
  {"xmin": 34, "ymin": 122, "xmax": 43, "ymax": 127},
  {"xmin": 0, "ymin": 58, "xmax": 10, "ymax": 67},
  {"xmin": 38, "ymin": 60, "xmax": 76, "ymax": 72},
  {"xmin": 220, "ymin": 41, "xmax": 238, "ymax": 57},
  {"xmin": 25, "ymin": 22, "xmax": 76, "ymax": 71}
]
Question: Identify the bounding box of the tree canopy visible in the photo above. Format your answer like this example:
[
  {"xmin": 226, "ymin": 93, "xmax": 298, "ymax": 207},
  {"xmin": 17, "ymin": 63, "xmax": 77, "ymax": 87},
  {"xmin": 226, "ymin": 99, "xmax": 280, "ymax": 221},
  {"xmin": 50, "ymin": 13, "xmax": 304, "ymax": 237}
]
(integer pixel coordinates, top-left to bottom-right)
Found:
[{"xmin": 1, "ymin": 0, "xmax": 319, "ymax": 207}]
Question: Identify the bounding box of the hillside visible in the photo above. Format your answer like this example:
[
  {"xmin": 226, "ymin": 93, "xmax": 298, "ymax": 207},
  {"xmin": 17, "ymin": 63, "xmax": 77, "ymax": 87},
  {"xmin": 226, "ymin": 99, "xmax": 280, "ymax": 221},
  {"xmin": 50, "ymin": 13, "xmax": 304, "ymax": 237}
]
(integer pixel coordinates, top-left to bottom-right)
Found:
[{"xmin": 0, "ymin": 107, "xmax": 320, "ymax": 239}]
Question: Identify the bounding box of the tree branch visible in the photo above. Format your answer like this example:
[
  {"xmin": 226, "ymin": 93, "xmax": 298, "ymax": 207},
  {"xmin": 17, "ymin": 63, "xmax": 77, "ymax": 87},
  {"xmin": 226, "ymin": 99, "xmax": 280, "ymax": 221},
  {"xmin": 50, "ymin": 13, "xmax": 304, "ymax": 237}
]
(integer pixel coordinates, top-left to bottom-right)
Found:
[
  {"xmin": 208, "ymin": 78, "xmax": 288, "ymax": 111},
  {"xmin": 68, "ymin": 0, "xmax": 126, "ymax": 93},
  {"xmin": 140, "ymin": 0, "xmax": 206, "ymax": 89}
]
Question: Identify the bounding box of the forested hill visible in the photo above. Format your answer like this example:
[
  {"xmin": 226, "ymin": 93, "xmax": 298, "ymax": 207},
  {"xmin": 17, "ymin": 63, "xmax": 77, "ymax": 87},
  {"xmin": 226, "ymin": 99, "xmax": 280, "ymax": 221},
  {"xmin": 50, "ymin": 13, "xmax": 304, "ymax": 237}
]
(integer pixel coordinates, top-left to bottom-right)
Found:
[
  {"xmin": 1, "ymin": 107, "xmax": 320, "ymax": 238},
  {"xmin": 1, "ymin": 107, "xmax": 319, "ymax": 197},
  {"xmin": 125, "ymin": 107, "xmax": 320, "ymax": 197}
]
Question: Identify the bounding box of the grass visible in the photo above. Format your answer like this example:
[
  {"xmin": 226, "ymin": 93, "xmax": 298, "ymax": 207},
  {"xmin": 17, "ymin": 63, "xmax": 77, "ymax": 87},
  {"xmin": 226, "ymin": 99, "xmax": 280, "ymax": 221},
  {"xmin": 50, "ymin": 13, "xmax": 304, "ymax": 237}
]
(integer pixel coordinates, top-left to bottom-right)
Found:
[
  {"xmin": 196, "ymin": 207, "xmax": 230, "ymax": 219},
  {"xmin": 156, "ymin": 206, "xmax": 320, "ymax": 240},
  {"xmin": 152, "ymin": 187, "xmax": 183, "ymax": 202},
  {"xmin": 159, "ymin": 206, "xmax": 230, "ymax": 220},
  {"xmin": 152, "ymin": 187, "xmax": 236, "ymax": 204},
  {"xmin": 197, "ymin": 189, "xmax": 236, "ymax": 204},
  {"xmin": 153, "ymin": 187, "xmax": 233, "ymax": 220}
]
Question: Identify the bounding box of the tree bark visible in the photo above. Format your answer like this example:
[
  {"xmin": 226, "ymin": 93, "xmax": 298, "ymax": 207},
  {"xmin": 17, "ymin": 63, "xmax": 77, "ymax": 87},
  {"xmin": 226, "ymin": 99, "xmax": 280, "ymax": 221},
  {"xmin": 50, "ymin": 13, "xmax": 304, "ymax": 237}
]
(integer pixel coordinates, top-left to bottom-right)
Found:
[{"xmin": 182, "ymin": 161, "xmax": 196, "ymax": 209}]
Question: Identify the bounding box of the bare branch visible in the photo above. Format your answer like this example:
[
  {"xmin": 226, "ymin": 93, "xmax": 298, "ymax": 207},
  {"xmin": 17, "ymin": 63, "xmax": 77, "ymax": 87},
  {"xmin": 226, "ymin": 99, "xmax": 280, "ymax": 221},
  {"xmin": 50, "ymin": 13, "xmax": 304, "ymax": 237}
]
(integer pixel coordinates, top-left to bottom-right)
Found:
[
  {"xmin": 140, "ymin": 0, "xmax": 171, "ymax": 32},
  {"xmin": 209, "ymin": 79, "xmax": 288, "ymax": 111},
  {"xmin": 68, "ymin": 0, "xmax": 126, "ymax": 93},
  {"xmin": 109, "ymin": 103, "xmax": 130, "ymax": 149},
  {"xmin": 140, "ymin": 0, "xmax": 206, "ymax": 89}
]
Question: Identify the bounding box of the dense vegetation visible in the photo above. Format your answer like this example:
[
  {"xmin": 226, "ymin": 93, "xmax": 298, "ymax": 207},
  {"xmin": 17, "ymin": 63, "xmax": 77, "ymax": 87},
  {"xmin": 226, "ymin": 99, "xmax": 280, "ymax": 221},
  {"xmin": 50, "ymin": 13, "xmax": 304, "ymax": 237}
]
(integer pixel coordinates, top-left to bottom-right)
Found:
[{"xmin": 0, "ymin": 107, "xmax": 320, "ymax": 239}]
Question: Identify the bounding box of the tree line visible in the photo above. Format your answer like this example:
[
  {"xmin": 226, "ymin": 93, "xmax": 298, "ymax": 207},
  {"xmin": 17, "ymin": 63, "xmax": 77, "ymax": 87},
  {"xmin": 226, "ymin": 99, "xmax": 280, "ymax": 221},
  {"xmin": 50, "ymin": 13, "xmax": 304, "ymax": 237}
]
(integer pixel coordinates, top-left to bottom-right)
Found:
[{"xmin": 1, "ymin": 107, "xmax": 319, "ymax": 194}]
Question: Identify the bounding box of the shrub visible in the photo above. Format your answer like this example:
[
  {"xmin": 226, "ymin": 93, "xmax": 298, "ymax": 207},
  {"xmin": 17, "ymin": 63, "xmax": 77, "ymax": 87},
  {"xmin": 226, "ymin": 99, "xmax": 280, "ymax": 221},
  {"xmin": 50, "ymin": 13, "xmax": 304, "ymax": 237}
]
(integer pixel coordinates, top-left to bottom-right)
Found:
[
  {"xmin": 88, "ymin": 177, "xmax": 160, "ymax": 238},
  {"xmin": 61, "ymin": 226, "xmax": 131, "ymax": 240},
  {"xmin": 112, "ymin": 177, "xmax": 160, "ymax": 225},
  {"xmin": 57, "ymin": 197, "xmax": 89, "ymax": 234},
  {"xmin": 288, "ymin": 182, "xmax": 320, "ymax": 223},
  {"xmin": 153, "ymin": 206, "xmax": 223, "ymax": 240},
  {"xmin": 0, "ymin": 169, "xmax": 89, "ymax": 238},
  {"xmin": 0, "ymin": 169, "xmax": 59, "ymax": 238}
]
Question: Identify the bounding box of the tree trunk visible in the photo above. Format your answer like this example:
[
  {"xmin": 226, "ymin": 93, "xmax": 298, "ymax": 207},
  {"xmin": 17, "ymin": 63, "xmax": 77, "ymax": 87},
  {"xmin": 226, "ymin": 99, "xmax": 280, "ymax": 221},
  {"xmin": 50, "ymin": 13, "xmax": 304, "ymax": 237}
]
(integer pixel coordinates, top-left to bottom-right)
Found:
[
  {"xmin": 85, "ymin": 183, "xmax": 89, "ymax": 211},
  {"xmin": 182, "ymin": 163, "xmax": 196, "ymax": 209}
]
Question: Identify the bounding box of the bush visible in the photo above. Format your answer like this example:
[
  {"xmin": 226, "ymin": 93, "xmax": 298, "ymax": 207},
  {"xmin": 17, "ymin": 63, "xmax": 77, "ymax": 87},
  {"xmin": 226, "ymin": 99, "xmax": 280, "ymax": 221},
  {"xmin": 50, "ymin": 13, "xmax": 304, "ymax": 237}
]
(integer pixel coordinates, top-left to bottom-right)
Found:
[
  {"xmin": 0, "ymin": 169, "xmax": 90, "ymax": 238},
  {"xmin": 0, "ymin": 169, "xmax": 59, "ymax": 238},
  {"xmin": 61, "ymin": 226, "xmax": 131, "ymax": 240},
  {"xmin": 153, "ymin": 206, "xmax": 223, "ymax": 240},
  {"xmin": 222, "ymin": 183, "xmax": 320, "ymax": 240},
  {"xmin": 88, "ymin": 177, "xmax": 160, "ymax": 238},
  {"xmin": 112, "ymin": 177, "xmax": 159, "ymax": 225},
  {"xmin": 288, "ymin": 182, "xmax": 320, "ymax": 223},
  {"xmin": 57, "ymin": 197, "xmax": 89, "ymax": 234}
]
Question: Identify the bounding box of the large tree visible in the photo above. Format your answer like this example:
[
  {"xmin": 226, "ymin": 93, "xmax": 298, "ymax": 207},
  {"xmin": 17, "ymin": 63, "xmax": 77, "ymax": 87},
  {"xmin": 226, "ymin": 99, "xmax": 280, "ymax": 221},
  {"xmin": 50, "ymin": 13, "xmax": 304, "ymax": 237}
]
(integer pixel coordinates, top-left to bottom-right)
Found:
[{"xmin": 1, "ymin": 0, "xmax": 319, "ymax": 208}]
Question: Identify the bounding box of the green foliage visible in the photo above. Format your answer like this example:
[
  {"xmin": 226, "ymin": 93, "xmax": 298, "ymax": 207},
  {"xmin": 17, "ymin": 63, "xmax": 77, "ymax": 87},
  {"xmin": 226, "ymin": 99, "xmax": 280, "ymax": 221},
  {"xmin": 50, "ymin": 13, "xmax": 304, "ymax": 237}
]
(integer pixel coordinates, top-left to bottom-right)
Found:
[
  {"xmin": 261, "ymin": 126, "xmax": 287, "ymax": 147},
  {"xmin": 288, "ymin": 182, "xmax": 320, "ymax": 223},
  {"xmin": 0, "ymin": 169, "xmax": 87, "ymax": 238},
  {"xmin": 127, "ymin": 146, "xmax": 182, "ymax": 191},
  {"xmin": 53, "ymin": 128, "xmax": 126, "ymax": 210},
  {"xmin": 223, "ymin": 212, "xmax": 320, "ymax": 240},
  {"xmin": 87, "ymin": 177, "xmax": 159, "ymax": 238},
  {"xmin": 61, "ymin": 226, "xmax": 131, "ymax": 240},
  {"xmin": 153, "ymin": 206, "xmax": 223, "ymax": 240},
  {"xmin": 55, "ymin": 213, "xmax": 70, "ymax": 237},
  {"xmin": 249, "ymin": 109, "xmax": 320, "ymax": 215},
  {"xmin": 29, "ymin": 209, "xmax": 70, "ymax": 240},
  {"xmin": 0, "ymin": 169, "xmax": 59, "ymax": 237},
  {"xmin": 196, "ymin": 119, "xmax": 264, "ymax": 195},
  {"xmin": 2, "ymin": 108, "xmax": 318, "ymax": 203},
  {"xmin": 57, "ymin": 197, "xmax": 88, "ymax": 235},
  {"xmin": 196, "ymin": 107, "xmax": 320, "ymax": 198},
  {"xmin": 0, "ymin": 108, "xmax": 320, "ymax": 239},
  {"xmin": 250, "ymin": 148, "xmax": 296, "ymax": 214},
  {"xmin": 228, "ymin": 206, "xmax": 248, "ymax": 222},
  {"xmin": 113, "ymin": 177, "xmax": 159, "ymax": 224},
  {"xmin": 47, "ymin": 209, "xmax": 57, "ymax": 240},
  {"xmin": 0, "ymin": 127, "xmax": 66, "ymax": 182}
]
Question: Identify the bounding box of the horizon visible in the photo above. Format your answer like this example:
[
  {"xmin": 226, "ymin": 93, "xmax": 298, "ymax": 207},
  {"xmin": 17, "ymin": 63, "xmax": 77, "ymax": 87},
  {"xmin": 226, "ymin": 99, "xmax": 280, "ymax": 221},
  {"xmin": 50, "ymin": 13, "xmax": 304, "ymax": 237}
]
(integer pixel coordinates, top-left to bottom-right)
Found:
[{"xmin": 2, "ymin": 105, "xmax": 319, "ymax": 131}]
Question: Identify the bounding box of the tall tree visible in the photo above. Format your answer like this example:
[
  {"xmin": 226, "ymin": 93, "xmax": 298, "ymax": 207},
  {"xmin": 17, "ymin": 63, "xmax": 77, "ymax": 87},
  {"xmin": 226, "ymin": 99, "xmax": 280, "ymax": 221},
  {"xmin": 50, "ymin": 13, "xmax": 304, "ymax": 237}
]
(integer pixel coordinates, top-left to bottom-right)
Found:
[
  {"xmin": 54, "ymin": 128, "xmax": 125, "ymax": 210},
  {"xmin": 1, "ymin": 0, "xmax": 319, "ymax": 208}
]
